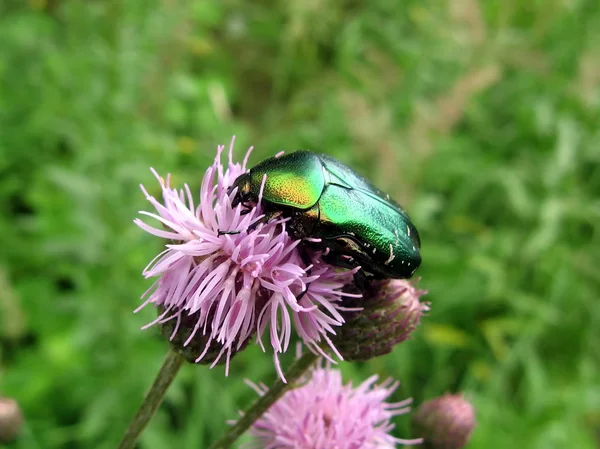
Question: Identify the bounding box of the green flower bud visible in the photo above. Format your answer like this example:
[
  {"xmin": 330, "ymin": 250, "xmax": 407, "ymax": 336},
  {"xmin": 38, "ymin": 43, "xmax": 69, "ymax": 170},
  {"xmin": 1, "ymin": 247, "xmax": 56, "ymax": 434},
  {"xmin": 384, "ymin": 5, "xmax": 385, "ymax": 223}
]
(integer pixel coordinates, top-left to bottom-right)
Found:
[
  {"xmin": 0, "ymin": 397, "xmax": 23, "ymax": 444},
  {"xmin": 334, "ymin": 279, "xmax": 428, "ymax": 361},
  {"xmin": 412, "ymin": 394, "xmax": 476, "ymax": 449},
  {"xmin": 159, "ymin": 307, "xmax": 252, "ymax": 367}
]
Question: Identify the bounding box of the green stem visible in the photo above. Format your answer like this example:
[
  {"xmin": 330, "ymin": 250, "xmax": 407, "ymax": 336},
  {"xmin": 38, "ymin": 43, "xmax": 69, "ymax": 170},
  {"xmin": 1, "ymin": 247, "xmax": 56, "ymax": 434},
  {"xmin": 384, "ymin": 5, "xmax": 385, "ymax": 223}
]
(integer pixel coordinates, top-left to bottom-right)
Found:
[
  {"xmin": 117, "ymin": 350, "xmax": 185, "ymax": 449},
  {"xmin": 208, "ymin": 351, "xmax": 318, "ymax": 449}
]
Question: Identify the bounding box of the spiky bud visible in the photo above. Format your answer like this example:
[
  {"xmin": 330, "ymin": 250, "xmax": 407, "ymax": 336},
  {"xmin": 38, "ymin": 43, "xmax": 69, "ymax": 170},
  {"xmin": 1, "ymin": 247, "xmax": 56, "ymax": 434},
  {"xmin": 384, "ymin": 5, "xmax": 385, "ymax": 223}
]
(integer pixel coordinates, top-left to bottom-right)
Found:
[
  {"xmin": 0, "ymin": 397, "xmax": 23, "ymax": 443},
  {"xmin": 412, "ymin": 394, "xmax": 476, "ymax": 449},
  {"xmin": 334, "ymin": 279, "xmax": 428, "ymax": 361}
]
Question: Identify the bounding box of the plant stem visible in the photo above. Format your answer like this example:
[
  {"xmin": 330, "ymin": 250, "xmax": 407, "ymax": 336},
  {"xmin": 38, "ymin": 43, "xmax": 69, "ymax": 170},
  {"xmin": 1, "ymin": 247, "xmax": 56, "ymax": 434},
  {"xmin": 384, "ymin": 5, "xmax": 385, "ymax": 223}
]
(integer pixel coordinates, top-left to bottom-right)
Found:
[
  {"xmin": 208, "ymin": 351, "xmax": 318, "ymax": 449},
  {"xmin": 117, "ymin": 350, "xmax": 185, "ymax": 449}
]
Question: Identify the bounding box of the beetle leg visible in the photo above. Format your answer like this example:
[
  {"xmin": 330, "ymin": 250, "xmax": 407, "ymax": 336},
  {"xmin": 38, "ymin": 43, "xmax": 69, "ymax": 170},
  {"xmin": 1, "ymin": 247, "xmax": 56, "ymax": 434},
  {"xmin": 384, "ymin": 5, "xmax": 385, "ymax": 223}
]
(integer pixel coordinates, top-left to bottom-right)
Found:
[
  {"xmin": 320, "ymin": 249, "xmax": 373, "ymax": 291},
  {"xmin": 321, "ymin": 251, "xmax": 353, "ymax": 269},
  {"xmin": 217, "ymin": 230, "xmax": 241, "ymax": 236},
  {"xmin": 247, "ymin": 210, "xmax": 283, "ymax": 232},
  {"xmin": 352, "ymin": 268, "xmax": 372, "ymax": 292},
  {"xmin": 296, "ymin": 287, "xmax": 309, "ymax": 301},
  {"xmin": 239, "ymin": 201, "xmax": 255, "ymax": 216},
  {"xmin": 297, "ymin": 242, "xmax": 314, "ymax": 266}
]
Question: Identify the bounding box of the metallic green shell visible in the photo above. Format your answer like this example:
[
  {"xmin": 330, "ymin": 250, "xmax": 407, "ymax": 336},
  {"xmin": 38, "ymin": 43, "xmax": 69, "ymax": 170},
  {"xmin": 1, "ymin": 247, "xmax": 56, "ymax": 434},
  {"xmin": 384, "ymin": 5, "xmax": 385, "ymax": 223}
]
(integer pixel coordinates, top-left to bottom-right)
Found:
[
  {"xmin": 313, "ymin": 182, "xmax": 421, "ymax": 278},
  {"xmin": 239, "ymin": 150, "xmax": 421, "ymax": 279},
  {"xmin": 248, "ymin": 151, "xmax": 325, "ymax": 209}
]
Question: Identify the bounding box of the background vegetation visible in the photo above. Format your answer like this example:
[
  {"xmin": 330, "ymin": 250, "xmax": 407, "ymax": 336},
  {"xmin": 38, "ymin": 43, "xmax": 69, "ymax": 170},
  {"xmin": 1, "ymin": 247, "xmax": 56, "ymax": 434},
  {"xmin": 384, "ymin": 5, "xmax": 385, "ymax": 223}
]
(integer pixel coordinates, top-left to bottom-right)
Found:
[{"xmin": 1, "ymin": 0, "xmax": 599, "ymax": 448}]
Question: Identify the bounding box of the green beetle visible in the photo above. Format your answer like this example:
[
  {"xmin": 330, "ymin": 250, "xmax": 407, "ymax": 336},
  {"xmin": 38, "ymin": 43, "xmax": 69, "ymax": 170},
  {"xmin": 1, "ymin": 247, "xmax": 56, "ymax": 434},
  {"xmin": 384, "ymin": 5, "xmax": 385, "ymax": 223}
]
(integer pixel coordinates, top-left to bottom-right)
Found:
[{"xmin": 230, "ymin": 151, "xmax": 421, "ymax": 279}]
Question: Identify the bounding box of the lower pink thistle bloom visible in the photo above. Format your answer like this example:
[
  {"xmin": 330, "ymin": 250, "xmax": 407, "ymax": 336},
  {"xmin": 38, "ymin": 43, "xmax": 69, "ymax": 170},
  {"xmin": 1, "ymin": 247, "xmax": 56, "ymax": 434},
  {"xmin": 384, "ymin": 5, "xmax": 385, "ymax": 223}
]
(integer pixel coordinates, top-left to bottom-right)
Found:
[
  {"xmin": 134, "ymin": 137, "xmax": 358, "ymax": 378},
  {"xmin": 245, "ymin": 361, "xmax": 423, "ymax": 448}
]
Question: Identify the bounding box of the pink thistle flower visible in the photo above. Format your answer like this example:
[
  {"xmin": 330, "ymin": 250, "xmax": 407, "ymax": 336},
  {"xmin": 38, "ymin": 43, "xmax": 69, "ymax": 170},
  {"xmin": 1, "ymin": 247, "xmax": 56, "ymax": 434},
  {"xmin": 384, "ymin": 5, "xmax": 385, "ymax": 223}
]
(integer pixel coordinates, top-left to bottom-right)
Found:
[
  {"xmin": 246, "ymin": 361, "xmax": 423, "ymax": 448},
  {"xmin": 134, "ymin": 137, "xmax": 357, "ymax": 378}
]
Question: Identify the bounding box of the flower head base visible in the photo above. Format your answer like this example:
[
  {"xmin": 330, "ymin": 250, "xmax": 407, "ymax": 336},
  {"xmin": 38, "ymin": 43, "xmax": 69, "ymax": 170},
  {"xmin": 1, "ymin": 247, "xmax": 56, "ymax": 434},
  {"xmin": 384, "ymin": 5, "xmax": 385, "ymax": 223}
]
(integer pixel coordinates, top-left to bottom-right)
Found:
[
  {"xmin": 134, "ymin": 137, "xmax": 357, "ymax": 377},
  {"xmin": 0, "ymin": 397, "xmax": 23, "ymax": 444},
  {"xmin": 333, "ymin": 279, "xmax": 428, "ymax": 362},
  {"xmin": 412, "ymin": 394, "xmax": 476, "ymax": 449},
  {"xmin": 158, "ymin": 306, "xmax": 252, "ymax": 365},
  {"xmin": 247, "ymin": 362, "xmax": 422, "ymax": 449}
]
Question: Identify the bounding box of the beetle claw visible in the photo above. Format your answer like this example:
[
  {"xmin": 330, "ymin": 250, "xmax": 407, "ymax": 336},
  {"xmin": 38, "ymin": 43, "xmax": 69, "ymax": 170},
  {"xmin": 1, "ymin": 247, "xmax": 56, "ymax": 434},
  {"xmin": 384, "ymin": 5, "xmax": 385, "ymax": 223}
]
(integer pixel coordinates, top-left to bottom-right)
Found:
[
  {"xmin": 217, "ymin": 229, "xmax": 241, "ymax": 236},
  {"xmin": 246, "ymin": 210, "xmax": 283, "ymax": 232},
  {"xmin": 296, "ymin": 285, "xmax": 309, "ymax": 301}
]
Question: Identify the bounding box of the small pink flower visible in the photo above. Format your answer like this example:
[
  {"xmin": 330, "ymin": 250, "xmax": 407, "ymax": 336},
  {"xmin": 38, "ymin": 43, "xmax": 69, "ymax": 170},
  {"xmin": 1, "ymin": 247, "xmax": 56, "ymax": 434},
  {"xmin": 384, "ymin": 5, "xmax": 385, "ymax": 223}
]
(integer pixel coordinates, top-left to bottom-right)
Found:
[
  {"xmin": 246, "ymin": 362, "xmax": 423, "ymax": 448},
  {"xmin": 134, "ymin": 137, "xmax": 357, "ymax": 377}
]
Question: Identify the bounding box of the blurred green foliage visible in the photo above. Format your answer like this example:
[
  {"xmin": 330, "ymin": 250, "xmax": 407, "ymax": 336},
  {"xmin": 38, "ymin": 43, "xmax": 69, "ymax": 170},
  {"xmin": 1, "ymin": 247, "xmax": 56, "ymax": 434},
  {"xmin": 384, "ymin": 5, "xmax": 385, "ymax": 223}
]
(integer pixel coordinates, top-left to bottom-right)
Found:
[{"xmin": 1, "ymin": 0, "xmax": 599, "ymax": 448}]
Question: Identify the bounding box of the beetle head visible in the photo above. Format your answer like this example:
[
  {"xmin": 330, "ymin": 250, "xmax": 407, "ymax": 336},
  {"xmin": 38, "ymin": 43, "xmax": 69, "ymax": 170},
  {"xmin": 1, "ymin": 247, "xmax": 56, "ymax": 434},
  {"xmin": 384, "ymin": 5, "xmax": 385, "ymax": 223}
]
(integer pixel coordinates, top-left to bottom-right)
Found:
[{"xmin": 229, "ymin": 173, "xmax": 255, "ymax": 207}]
